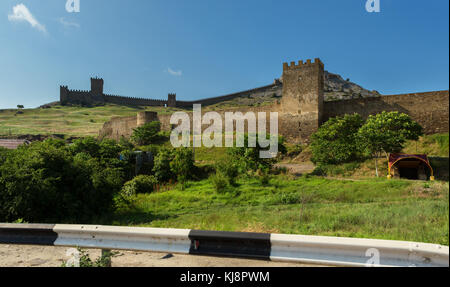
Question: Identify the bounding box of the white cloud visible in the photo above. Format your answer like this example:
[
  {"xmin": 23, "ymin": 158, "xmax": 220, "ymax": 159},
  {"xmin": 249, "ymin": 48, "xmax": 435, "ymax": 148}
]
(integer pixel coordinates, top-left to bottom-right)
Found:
[
  {"xmin": 59, "ymin": 17, "xmax": 80, "ymax": 28},
  {"xmin": 167, "ymin": 68, "xmax": 182, "ymax": 76},
  {"xmin": 8, "ymin": 4, "xmax": 47, "ymax": 33}
]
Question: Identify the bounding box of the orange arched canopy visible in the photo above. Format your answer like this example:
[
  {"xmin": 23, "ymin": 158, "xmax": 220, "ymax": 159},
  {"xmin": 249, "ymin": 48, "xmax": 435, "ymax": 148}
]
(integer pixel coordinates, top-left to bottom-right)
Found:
[{"xmin": 388, "ymin": 153, "xmax": 434, "ymax": 176}]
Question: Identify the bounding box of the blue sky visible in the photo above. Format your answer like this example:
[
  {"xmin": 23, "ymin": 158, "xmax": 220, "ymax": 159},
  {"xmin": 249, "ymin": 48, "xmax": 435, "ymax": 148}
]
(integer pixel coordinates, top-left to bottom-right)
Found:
[{"xmin": 0, "ymin": 0, "xmax": 448, "ymax": 109}]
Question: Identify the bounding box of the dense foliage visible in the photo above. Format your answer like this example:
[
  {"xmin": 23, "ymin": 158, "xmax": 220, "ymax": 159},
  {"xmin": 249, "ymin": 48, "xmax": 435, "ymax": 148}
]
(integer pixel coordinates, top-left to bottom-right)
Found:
[
  {"xmin": 131, "ymin": 121, "xmax": 161, "ymax": 145},
  {"xmin": 0, "ymin": 138, "xmax": 132, "ymax": 223},
  {"xmin": 358, "ymin": 111, "xmax": 423, "ymax": 157},
  {"xmin": 310, "ymin": 114, "xmax": 364, "ymax": 164},
  {"xmin": 310, "ymin": 112, "xmax": 423, "ymax": 169},
  {"xmin": 228, "ymin": 134, "xmax": 285, "ymax": 174},
  {"xmin": 153, "ymin": 147, "xmax": 195, "ymax": 183},
  {"xmin": 121, "ymin": 175, "xmax": 158, "ymax": 197}
]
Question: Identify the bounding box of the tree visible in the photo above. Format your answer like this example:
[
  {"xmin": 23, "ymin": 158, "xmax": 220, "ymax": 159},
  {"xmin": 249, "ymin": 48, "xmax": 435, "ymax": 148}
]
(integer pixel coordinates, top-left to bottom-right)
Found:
[
  {"xmin": 228, "ymin": 133, "xmax": 284, "ymax": 174},
  {"xmin": 131, "ymin": 121, "xmax": 161, "ymax": 146},
  {"xmin": 152, "ymin": 147, "xmax": 175, "ymax": 182},
  {"xmin": 310, "ymin": 114, "xmax": 364, "ymax": 164},
  {"xmin": 357, "ymin": 111, "xmax": 423, "ymax": 177},
  {"xmin": 170, "ymin": 148, "xmax": 195, "ymax": 183},
  {"xmin": 0, "ymin": 139, "xmax": 125, "ymax": 222}
]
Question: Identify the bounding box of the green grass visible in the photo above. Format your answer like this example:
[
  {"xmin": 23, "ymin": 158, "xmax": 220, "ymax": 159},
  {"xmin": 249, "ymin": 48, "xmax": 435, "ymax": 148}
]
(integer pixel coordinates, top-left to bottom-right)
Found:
[
  {"xmin": 0, "ymin": 105, "xmax": 181, "ymax": 137},
  {"xmin": 404, "ymin": 133, "xmax": 449, "ymax": 157},
  {"xmin": 106, "ymin": 175, "xmax": 449, "ymax": 245}
]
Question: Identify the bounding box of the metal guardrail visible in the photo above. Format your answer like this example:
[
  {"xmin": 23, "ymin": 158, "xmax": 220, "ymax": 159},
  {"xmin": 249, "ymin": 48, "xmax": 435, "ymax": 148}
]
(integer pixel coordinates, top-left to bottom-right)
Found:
[{"xmin": 0, "ymin": 224, "xmax": 448, "ymax": 267}]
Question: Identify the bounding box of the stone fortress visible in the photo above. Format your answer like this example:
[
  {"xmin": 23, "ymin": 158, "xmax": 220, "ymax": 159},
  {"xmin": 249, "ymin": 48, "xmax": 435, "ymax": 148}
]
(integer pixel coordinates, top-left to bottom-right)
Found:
[{"xmin": 60, "ymin": 58, "xmax": 449, "ymax": 143}]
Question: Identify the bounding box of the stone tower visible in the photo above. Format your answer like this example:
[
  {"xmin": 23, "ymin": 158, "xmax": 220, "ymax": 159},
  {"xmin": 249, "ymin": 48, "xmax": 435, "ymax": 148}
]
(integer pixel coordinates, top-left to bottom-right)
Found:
[
  {"xmin": 90, "ymin": 77, "xmax": 104, "ymax": 96},
  {"xmin": 60, "ymin": 85, "xmax": 69, "ymax": 105},
  {"xmin": 168, "ymin": 93, "xmax": 177, "ymax": 108},
  {"xmin": 280, "ymin": 58, "xmax": 324, "ymax": 142}
]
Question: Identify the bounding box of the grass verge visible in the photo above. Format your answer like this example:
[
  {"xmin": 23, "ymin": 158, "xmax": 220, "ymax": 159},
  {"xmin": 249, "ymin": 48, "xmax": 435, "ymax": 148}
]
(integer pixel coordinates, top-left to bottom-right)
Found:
[{"xmin": 106, "ymin": 175, "xmax": 449, "ymax": 245}]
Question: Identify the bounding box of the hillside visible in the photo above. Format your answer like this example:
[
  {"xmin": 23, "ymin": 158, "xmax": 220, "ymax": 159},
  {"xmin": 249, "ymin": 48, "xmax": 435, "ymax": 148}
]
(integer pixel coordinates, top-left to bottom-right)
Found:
[
  {"xmin": 198, "ymin": 70, "xmax": 381, "ymax": 108},
  {"xmin": 0, "ymin": 105, "xmax": 179, "ymax": 137}
]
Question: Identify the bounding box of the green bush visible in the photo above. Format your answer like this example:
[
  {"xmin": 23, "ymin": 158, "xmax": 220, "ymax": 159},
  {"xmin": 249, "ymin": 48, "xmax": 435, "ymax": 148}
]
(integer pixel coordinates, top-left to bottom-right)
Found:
[
  {"xmin": 259, "ymin": 173, "xmax": 270, "ymax": 186},
  {"xmin": 121, "ymin": 175, "xmax": 158, "ymax": 197},
  {"xmin": 170, "ymin": 148, "xmax": 195, "ymax": 183},
  {"xmin": 153, "ymin": 147, "xmax": 175, "ymax": 182},
  {"xmin": 210, "ymin": 173, "xmax": 229, "ymax": 194},
  {"xmin": 214, "ymin": 157, "xmax": 239, "ymax": 186},
  {"xmin": 0, "ymin": 147, "xmax": 9, "ymax": 165},
  {"xmin": 310, "ymin": 114, "xmax": 364, "ymax": 164},
  {"xmin": 131, "ymin": 121, "xmax": 161, "ymax": 146},
  {"xmin": 153, "ymin": 147, "xmax": 195, "ymax": 183},
  {"xmin": 0, "ymin": 139, "xmax": 125, "ymax": 223},
  {"xmin": 228, "ymin": 133, "xmax": 283, "ymax": 173}
]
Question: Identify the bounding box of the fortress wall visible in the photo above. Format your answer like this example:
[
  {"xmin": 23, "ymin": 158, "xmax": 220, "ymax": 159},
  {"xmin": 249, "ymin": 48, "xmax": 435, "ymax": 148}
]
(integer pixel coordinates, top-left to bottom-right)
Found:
[
  {"xmin": 98, "ymin": 116, "xmax": 138, "ymax": 141},
  {"xmin": 65, "ymin": 90, "xmax": 98, "ymax": 105},
  {"xmin": 156, "ymin": 104, "xmax": 281, "ymax": 139},
  {"xmin": 323, "ymin": 90, "xmax": 449, "ymax": 134},
  {"xmin": 175, "ymin": 84, "xmax": 280, "ymax": 108},
  {"xmin": 103, "ymin": 95, "xmax": 167, "ymax": 107}
]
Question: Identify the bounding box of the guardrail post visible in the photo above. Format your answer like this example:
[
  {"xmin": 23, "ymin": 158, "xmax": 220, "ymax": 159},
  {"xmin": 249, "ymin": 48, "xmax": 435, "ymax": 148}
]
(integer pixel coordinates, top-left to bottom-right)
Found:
[{"xmin": 101, "ymin": 249, "xmax": 112, "ymax": 267}]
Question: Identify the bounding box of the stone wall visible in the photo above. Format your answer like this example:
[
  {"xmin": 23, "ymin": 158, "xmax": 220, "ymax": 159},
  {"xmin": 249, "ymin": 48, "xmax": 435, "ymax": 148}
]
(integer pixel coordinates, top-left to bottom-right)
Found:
[
  {"xmin": 99, "ymin": 111, "xmax": 158, "ymax": 141},
  {"xmin": 323, "ymin": 90, "xmax": 449, "ymax": 134}
]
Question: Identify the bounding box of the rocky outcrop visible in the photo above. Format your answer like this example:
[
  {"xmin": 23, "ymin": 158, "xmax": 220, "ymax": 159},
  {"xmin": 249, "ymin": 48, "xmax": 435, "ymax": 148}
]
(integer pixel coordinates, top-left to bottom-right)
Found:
[{"xmin": 324, "ymin": 71, "xmax": 380, "ymax": 101}]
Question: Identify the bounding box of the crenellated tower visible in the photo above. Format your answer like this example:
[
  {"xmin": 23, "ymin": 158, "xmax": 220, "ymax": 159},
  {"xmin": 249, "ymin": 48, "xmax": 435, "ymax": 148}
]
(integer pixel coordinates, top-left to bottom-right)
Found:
[
  {"xmin": 280, "ymin": 58, "xmax": 324, "ymax": 142},
  {"xmin": 60, "ymin": 85, "xmax": 69, "ymax": 105},
  {"xmin": 168, "ymin": 93, "xmax": 177, "ymax": 108},
  {"xmin": 90, "ymin": 77, "xmax": 104, "ymax": 96}
]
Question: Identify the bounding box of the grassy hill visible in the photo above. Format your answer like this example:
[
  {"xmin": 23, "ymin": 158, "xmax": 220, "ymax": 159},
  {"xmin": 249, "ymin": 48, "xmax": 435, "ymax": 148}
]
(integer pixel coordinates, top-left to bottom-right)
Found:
[{"xmin": 0, "ymin": 105, "xmax": 179, "ymax": 137}]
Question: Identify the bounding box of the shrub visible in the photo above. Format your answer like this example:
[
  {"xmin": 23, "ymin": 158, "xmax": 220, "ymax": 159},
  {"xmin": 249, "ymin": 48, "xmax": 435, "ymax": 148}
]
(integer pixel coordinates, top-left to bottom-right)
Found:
[
  {"xmin": 131, "ymin": 121, "xmax": 161, "ymax": 146},
  {"xmin": 228, "ymin": 133, "xmax": 282, "ymax": 174},
  {"xmin": 310, "ymin": 114, "xmax": 364, "ymax": 164},
  {"xmin": 210, "ymin": 173, "xmax": 229, "ymax": 194},
  {"xmin": 0, "ymin": 147, "xmax": 9, "ymax": 165},
  {"xmin": 153, "ymin": 147, "xmax": 196, "ymax": 183},
  {"xmin": 153, "ymin": 147, "xmax": 175, "ymax": 182},
  {"xmin": 0, "ymin": 139, "xmax": 125, "ymax": 223},
  {"xmin": 214, "ymin": 157, "xmax": 239, "ymax": 186},
  {"xmin": 170, "ymin": 148, "xmax": 195, "ymax": 183},
  {"xmin": 121, "ymin": 175, "xmax": 158, "ymax": 197},
  {"xmin": 286, "ymin": 144, "xmax": 304, "ymax": 158},
  {"xmin": 259, "ymin": 173, "xmax": 270, "ymax": 186}
]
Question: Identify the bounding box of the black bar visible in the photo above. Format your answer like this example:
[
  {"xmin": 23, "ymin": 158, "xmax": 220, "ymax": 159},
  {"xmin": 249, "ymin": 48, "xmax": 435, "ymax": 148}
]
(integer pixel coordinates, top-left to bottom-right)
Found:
[
  {"xmin": 0, "ymin": 224, "xmax": 57, "ymax": 246},
  {"xmin": 188, "ymin": 230, "xmax": 271, "ymax": 260}
]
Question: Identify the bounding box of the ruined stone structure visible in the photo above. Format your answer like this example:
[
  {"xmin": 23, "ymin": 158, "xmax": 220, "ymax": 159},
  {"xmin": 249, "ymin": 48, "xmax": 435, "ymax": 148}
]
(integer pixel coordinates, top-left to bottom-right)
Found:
[
  {"xmin": 99, "ymin": 111, "xmax": 158, "ymax": 141},
  {"xmin": 85, "ymin": 58, "xmax": 448, "ymax": 143}
]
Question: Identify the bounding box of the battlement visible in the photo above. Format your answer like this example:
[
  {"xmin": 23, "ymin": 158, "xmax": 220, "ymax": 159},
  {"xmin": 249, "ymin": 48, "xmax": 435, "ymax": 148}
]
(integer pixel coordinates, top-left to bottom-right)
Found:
[
  {"xmin": 104, "ymin": 94, "xmax": 166, "ymax": 102},
  {"xmin": 283, "ymin": 58, "xmax": 323, "ymax": 71},
  {"xmin": 68, "ymin": 89, "xmax": 90, "ymax": 93}
]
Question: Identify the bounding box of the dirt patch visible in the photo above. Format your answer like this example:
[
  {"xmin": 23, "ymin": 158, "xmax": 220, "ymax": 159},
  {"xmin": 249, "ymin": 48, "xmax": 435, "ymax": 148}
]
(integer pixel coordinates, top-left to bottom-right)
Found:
[
  {"xmin": 275, "ymin": 163, "xmax": 316, "ymax": 176},
  {"xmin": 0, "ymin": 244, "xmax": 320, "ymax": 267}
]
